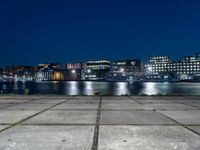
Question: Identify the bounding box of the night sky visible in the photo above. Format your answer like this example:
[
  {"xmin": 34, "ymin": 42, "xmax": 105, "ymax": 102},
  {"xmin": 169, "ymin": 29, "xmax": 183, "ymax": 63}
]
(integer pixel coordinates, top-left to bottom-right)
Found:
[{"xmin": 0, "ymin": 0, "xmax": 200, "ymax": 67}]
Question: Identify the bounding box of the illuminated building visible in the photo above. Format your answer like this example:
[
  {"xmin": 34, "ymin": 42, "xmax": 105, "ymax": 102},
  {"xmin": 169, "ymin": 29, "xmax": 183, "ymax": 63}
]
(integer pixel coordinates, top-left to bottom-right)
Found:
[
  {"xmin": 37, "ymin": 63, "xmax": 61, "ymax": 71},
  {"xmin": 145, "ymin": 56, "xmax": 171, "ymax": 75},
  {"xmin": 36, "ymin": 63, "xmax": 63, "ymax": 81},
  {"xmin": 66, "ymin": 62, "xmax": 82, "ymax": 70},
  {"xmin": 166, "ymin": 53, "xmax": 200, "ymax": 80},
  {"xmin": 144, "ymin": 53, "xmax": 200, "ymax": 81},
  {"xmin": 0, "ymin": 66, "xmax": 36, "ymax": 81},
  {"xmin": 84, "ymin": 60, "xmax": 110, "ymax": 80},
  {"xmin": 65, "ymin": 62, "xmax": 83, "ymax": 80},
  {"xmin": 107, "ymin": 59, "xmax": 142, "ymax": 81}
]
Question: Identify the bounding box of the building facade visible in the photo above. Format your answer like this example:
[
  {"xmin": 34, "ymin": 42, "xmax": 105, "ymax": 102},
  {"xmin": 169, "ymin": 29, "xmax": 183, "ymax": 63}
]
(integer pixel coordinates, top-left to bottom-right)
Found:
[
  {"xmin": 84, "ymin": 60, "xmax": 110, "ymax": 80},
  {"xmin": 0, "ymin": 66, "xmax": 36, "ymax": 82},
  {"xmin": 107, "ymin": 59, "xmax": 142, "ymax": 81},
  {"xmin": 36, "ymin": 63, "xmax": 63, "ymax": 81},
  {"xmin": 144, "ymin": 53, "xmax": 200, "ymax": 81},
  {"xmin": 65, "ymin": 62, "xmax": 83, "ymax": 80}
]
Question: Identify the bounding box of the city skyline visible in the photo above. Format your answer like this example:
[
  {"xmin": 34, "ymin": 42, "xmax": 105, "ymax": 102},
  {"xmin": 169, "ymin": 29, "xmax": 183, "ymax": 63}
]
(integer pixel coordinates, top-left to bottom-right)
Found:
[
  {"xmin": 1, "ymin": 52, "xmax": 200, "ymax": 82},
  {"xmin": 0, "ymin": 51, "xmax": 199, "ymax": 67},
  {"xmin": 1, "ymin": 0, "xmax": 200, "ymax": 66}
]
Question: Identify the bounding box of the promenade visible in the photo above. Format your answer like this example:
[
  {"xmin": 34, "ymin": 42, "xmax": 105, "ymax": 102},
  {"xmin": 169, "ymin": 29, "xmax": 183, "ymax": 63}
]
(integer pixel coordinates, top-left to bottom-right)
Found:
[{"xmin": 0, "ymin": 95, "xmax": 200, "ymax": 150}]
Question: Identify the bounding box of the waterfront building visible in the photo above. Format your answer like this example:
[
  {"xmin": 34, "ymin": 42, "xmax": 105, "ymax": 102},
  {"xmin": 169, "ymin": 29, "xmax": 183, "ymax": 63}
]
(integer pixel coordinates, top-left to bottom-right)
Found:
[
  {"xmin": 0, "ymin": 66, "xmax": 36, "ymax": 81},
  {"xmin": 37, "ymin": 63, "xmax": 61, "ymax": 71},
  {"xmin": 144, "ymin": 53, "xmax": 200, "ymax": 81},
  {"xmin": 36, "ymin": 63, "xmax": 62, "ymax": 81},
  {"xmin": 65, "ymin": 62, "xmax": 83, "ymax": 80},
  {"xmin": 107, "ymin": 59, "xmax": 142, "ymax": 81},
  {"xmin": 84, "ymin": 60, "xmax": 110, "ymax": 80},
  {"xmin": 36, "ymin": 70, "xmax": 66, "ymax": 81},
  {"xmin": 167, "ymin": 53, "xmax": 200, "ymax": 80}
]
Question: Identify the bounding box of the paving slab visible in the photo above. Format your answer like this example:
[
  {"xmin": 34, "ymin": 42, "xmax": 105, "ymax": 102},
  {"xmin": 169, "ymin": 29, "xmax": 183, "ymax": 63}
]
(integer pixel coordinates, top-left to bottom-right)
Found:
[
  {"xmin": 185, "ymin": 103, "xmax": 200, "ymax": 108},
  {"xmin": 187, "ymin": 126, "xmax": 200, "ymax": 134},
  {"xmin": 99, "ymin": 126, "xmax": 200, "ymax": 150},
  {"xmin": 102, "ymin": 99, "xmax": 138, "ymax": 104},
  {"xmin": 65, "ymin": 99, "xmax": 99, "ymax": 104},
  {"xmin": 131, "ymin": 97, "xmax": 163, "ymax": 100},
  {"xmin": 101, "ymin": 103, "xmax": 150, "ymax": 110},
  {"xmin": 0, "ymin": 103, "xmax": 14, "ymax": 109},
  {"xmin": 30, "ymin": 99, "xmax": 66, "ymax": 104},
  {"xmin": 0, "ymin": 110, "xmax": 40, "ymax": 124},
  {"xmin": 136, "ymin": 99, "xmax": 179, "ymax": 104},
  {"xmin": 100, "ymin": 110, "xmax": 176, "ymax": 125},
  {"xmin": 3, "ymin": 103, "xmax": 55, "ymax": 110},
  {"xmin": 24, "ymin": 110, "xmax": 97, "ymax": 125},
  {"xmin": 102, "ymin": 97, "xmax": 132, "ymax": 100},
  {"xmin": 146, "ymin": 104, "xmax": 197, "ymax": 110},
  {"xmin": 52, "ymin": 103, "xmax": 98, "ymax": 110},
  {"xmin": 0, "ymin": 99, "xmax": 32, "ymax": 103},
  {"xmin": 174, "ymin": 100, "xmax": 200, "ymax": 104},
  {"xmin": 158, "ymin": 110, "xmax": 200, "ymax": 125},
  {"xmin": 0, "ymin": 125, "xmax": 94, "ymax": 150},
  {"xmin": 69, "ymin": 96, "xmax": 99, "ymax": 100},
  {"xmin": 0, "ymin": 125, "xmax": 9, "ymax": 131}
]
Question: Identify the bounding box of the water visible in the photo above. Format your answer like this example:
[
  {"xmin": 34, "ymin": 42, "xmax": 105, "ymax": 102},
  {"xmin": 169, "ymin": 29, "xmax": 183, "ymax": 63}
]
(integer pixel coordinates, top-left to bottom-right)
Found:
[{"xmin": 0, "ymin": 81, "xmax": 200, "ymax": 96}]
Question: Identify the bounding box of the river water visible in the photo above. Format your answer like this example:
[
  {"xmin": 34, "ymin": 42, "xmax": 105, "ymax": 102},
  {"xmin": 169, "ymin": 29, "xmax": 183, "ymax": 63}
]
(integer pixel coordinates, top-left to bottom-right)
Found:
[{"xmin": 0, "ymin": 81, "xmax": 200, "ymax": 96}]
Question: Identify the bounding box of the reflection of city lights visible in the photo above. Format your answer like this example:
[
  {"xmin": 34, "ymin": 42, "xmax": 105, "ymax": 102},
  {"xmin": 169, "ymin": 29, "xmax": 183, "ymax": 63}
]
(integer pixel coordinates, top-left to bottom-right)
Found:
[
  {"xmin": 84, "ymin": 81, "xmax": 94, "ymax": 95},
  {"xmin": 67, "ymin": 81, "xmax": 78, "ymax": 95},
  {"xmin": 115, "ymin": 82, "xmax": 129, "ymax": 95},
  {"xmin": 142, "ymin": 82, "xmax": 157, "ymax": 95}
]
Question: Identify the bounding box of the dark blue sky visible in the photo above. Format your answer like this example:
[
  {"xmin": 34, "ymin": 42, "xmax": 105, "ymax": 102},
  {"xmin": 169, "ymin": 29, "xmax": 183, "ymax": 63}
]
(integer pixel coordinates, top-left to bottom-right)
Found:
[{"xmin": 0, "ymin": 0, "xmax": 200, "ymax": 66}]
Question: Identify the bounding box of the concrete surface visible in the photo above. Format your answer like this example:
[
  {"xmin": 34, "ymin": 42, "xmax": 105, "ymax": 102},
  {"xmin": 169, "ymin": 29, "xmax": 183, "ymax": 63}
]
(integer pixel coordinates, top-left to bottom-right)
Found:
[
  {"xmin": 99, "ymin": 126, "xmax": 200, "ymax": 150},
  {"xmin": 100, "ymin": 110, "xmax": 176, "ymax": 125},
  {"xmin": 0, "ymin": 96, "xmax": 199, "ymax": 150},
  {"xmin": 158, "ymin": 110, "xmax": 200, "ymax": 125},
  {"xmin": 23, "ymin": 110, "xmax": 97, "ymax": 125},
  {"xmin": 52, "ymin": 103, "xmax": 98, "ymax": 110},
  {"xmin": 3, "ymin": 103, "xmax": 55, "ymax": 110},
  {"xmin": 0, "ymin": 110, "xmax": 40, "ymax": 124},
  {"xmin": 0, "ymin": 125, "xmax": 94, "ymax": 150},
  {"xmin": 0, "ymin": 125, "xmax": 8, "ymax": 131},
  {"xmin": 188, "ymin": 126, "xmax": 200, "ymax": 134}
]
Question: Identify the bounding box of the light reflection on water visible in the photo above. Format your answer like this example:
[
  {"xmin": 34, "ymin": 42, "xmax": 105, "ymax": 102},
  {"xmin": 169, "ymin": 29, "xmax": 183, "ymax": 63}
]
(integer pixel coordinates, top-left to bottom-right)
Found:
[
  {"xmin": 0, "ymin": 81, "xmax": 200, "ymax": 95},
  {"xmin": 141, "ymin": 82, "xmax": 170, "ymax": 95},
  {"xmin": 114, "ymin": 82, "xmax": 130, "ymax": 95},
  {"xmin": 66, "ymin": 81, "xmax": 79, "ymax": 95},
  {"xmin": 83, "ymin": 81, "xmax": 94, "ymax": 95}
]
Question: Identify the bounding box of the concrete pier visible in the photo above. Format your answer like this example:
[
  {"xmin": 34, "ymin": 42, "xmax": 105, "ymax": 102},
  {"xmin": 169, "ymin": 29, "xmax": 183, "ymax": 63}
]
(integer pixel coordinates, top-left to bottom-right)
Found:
[{"xmin": 0, "ymin": 96, "xmax": 200, "ymax": 150}]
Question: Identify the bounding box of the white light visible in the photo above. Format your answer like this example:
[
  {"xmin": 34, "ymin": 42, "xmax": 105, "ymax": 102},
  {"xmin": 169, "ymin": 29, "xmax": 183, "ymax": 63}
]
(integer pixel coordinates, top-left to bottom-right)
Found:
[
  {"xmin": 72, "ymin": 70, "xmax": 76, "ymax": 73},
  {"xmin": 87, "ymin": 69, "xmax": 91, "ymax": 73},
  {"xmin": 148, "ymin": 67, "xmax": 152, "ymax": 71},
  {"xmin": 120, "ymin": 68, "xmax": 124, "ymax": 72}
]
